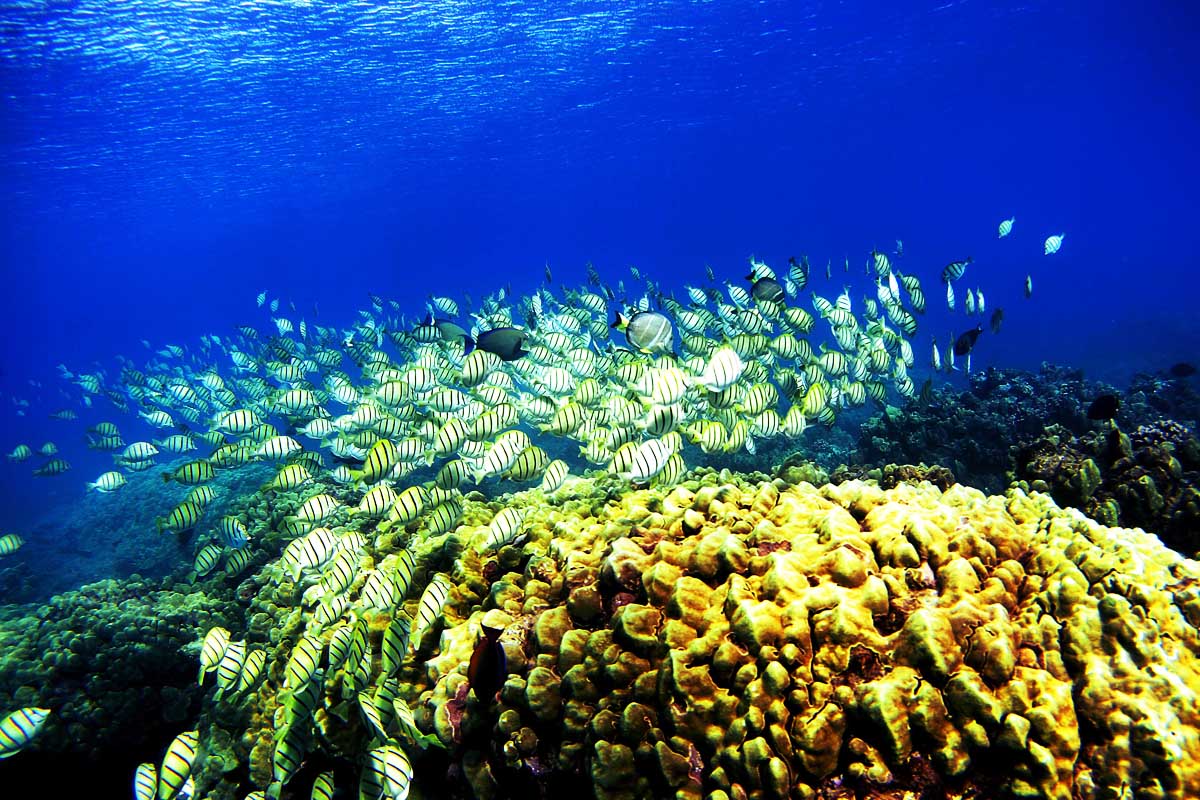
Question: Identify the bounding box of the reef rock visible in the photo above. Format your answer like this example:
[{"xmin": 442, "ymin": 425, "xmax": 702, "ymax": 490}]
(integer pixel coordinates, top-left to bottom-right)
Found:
[{"xmin": 1013, "ymin": 419, "xmax": 1200, "ymax": 556}]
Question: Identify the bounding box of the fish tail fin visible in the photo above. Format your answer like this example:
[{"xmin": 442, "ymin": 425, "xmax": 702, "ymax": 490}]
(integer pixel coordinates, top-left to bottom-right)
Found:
[{"xmin": 462, "ymin": 336, "xmax": 475, "ymax": 355}]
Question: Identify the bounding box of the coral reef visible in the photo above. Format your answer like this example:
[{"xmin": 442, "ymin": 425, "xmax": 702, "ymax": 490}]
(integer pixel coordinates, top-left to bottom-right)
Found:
[
  {"xmin": 9, "ymin": 462, "xmax": 1200, "ymax": 799},
  {"xmin": 165, "ymin": 469, "xmax": 1200, "ymax": 800},
  {"xmin": 411, "ymin": 472, "xmax": 1200, "ymax": 800},
  {"xmin": 1012, "ymin": 419, "xmax": 1200, "ymax": 556},
  {"xmin": 857, "ymin": 364, "xmax": 1112, "ymax": 492},
  {"xmin": 0, "ymin": 576, "xmax": 241, "ymax": 760}
]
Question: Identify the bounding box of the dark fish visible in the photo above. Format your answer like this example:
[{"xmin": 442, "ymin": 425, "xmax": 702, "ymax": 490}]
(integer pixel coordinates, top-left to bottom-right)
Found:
[
  {"xmin": 989, "ymin": 308, "xmax": 1004, "ymax": 334},
  {"xmin": 431, "ymin": 317, "xmax": 472, "ymax": 353},
  {"xmin": 748, "ymin": 276, "xmax": 785, "ymax": 304},
  {"xmin": 705, "ymin": 264, "xmax": 715, "ymax": 282},
  {"xmin": 586, "ymin": 262, "xmax": 601, "ymax": 287},
  {"xmin": 942, "ymin": 257, "xmax": 972, "ymax": 283},
  {"xmin": 544, "ymin": 263, "xmax": 553, "ymax": 284},
  {"xmin": 1169, "ymin": 362, "xmax": 1197, "ymax": 378},
  {"xmin": 1087, "ymin": 394, "xmax": 1120, "ymax": 421},
  {"xmin": 953, "ymin": 325, "xmax": 983, "ymax": 356},
  {"xmin": 474, "ymin": 327, "xmax": 529, "ymax": 361},
  {"xmin": 1023, "ymin": 274, "xmax": 1032, "ymax": 298},
  {"xmin": 467, "ymin": 625, "xmax": 507, "ymax": 703}
]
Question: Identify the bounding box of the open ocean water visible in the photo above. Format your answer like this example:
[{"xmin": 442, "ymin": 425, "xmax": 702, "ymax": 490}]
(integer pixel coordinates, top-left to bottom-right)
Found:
[{"xmin": 1, "ymin": 1, "xmax": 1198, "ymax": 798}]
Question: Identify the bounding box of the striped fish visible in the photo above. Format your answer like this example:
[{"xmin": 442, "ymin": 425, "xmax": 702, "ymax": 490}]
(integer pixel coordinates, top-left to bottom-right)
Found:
[
  {"xmin": 186, "ymin": 485, "xmax": 217, "ymax": 508},
  {"xmin": 267, "ymin": 463, "xmax": 313, "ymax": 492},
  {"xmin": 162, "ymin": 459, "xmax": 215, "ymax": 486},
  {"xmin": 361, "ymin": 743, "xmax": 413, "ymax": 800},
  {"xmin": 380, "ymin": 614, "xmax": 412, "ymax": 676},
  {"xmin": 356, "ymin": 439, "xmax": 398, "ymax": 484},
  {"xmin": 434, "ymin": 459, "xmax": 469, "ymax": 490},
  {"xmin": 271, "ymin": 723, "xmax": 306, "ymax": 790},
  {"xmin": 236, "ymin": 648, "xmax": 266, "ymax": 695},
  {"xmin": 198, "ymin": 627, "xmax": 231, "ymax": 684},
  {"xmin": 282, "ymin": 527, "xmax": 339, "ymax": 581},
  {"xmin": 410, "ymin": 574, "xmax": 453, "ymax": 653},
  {"xmin": 358, "ymin": 694, "xmax": 390, "ymax": 740},
  {"xmin": 624, "ymin": 439, "xmax": 673, "ymax": 484},
  {"xmin": 479, "ymin": 508, "xmax": 525, "ymax": 553},
  {"xmin": 311, "ymin": 771, "xmax": 335, "ymax": 800},
  {"xmin": 359, "ymin": 569, "xmax": 397, "ymax": 611},
  {"xmin": 157, "ymin": 729, "xmax": 199, "ymax": 800},
  {"xmin": 391, "ymin": 549, "xmax": 417, "ymax": 601},
  {"xmin": 214, "ymin": 409, "xmax": 261, "ymax": 434},
  {"xmin": 314, "ymin": 594, "xmax": 350, "ymax": 628},
  {"xmin": 540, "ymin": 459, "xmax": 568, "ymax": 493},
  {"xmin": 193, "ymin": 544, "xmax": 223, "ymax": 577},
  {"xmin": 351, "ymin": 484, "xmax": 396, "ymax": 518},
  {"xmin": 134, "ymin": 763, "xmax": 157, "ymax": 800},
  {"xmin": 158, "ymin": 501, "xmax": 203, "ymax": 533},
  {"xmin": 254, "ymin": 435, "xmax": 303, "ymax": 461},
  {"xmin": 317, "ymin": 549, "xmax": 358, "ymax": 596},
  {"xmin": 0, "ymin": 706, "xmax": 50, "ymax": 758},
  {"xmin": 941, "ymin": 257, "xmax": 971, "ymax": 282},
  {"xmin": 327, "ymin": 624, "xmax": 354, "ymax": 670},
  {"xmin": 423, "ymin": 498, "xmax": 462, "ymax": 537},
  {"xmin": 281, "ymin": 669, "xmax": 324, "ymax": 729},
  {"xmin": 287, "ymin": 494, "xmax": 340, "ymax": 529},
  {"xmin": 503, "ymin": 446, "xmax": 549, "ymax": 481},
  {"xmin": 225, "ymin": 548, "xmax": 254, "ymax": 577},
  {"xmin": 284, "ymin": 634, "xmax": 324, "ymax": 690},
  {"xmin": 0, "ymin": 535, "xmax": 25, "ymax": 556},
  {"xmin": 215, "ymin": 639, "xmax": 247, "ymax": 695},
  {"xmin": 218, "ymin": 517, "xmax": 250, "ymax": 549}
]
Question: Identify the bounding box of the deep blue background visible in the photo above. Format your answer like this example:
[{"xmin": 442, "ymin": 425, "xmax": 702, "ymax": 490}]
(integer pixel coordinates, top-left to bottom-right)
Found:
[{"xmin": 1, "ymin": 0, "xmax": 1198, "ymax": 525}]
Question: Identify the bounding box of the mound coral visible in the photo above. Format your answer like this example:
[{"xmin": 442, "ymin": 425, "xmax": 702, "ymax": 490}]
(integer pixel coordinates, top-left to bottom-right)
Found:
[{"xmin": 406, "ymin": 471, "xmax": 1200, "ymax": 800}]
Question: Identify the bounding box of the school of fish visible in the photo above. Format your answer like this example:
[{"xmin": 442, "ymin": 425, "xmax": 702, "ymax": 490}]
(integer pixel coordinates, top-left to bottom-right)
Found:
[{"xmin": 0, "ymin": 221, "xmax": 1063, "ymax": 797}]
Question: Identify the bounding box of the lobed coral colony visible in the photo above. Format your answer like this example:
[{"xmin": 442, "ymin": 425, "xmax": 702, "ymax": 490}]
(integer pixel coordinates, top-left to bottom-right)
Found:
[{"xmin": 6, "ymin": 466, "xmax": 1191, "ymax": 800}]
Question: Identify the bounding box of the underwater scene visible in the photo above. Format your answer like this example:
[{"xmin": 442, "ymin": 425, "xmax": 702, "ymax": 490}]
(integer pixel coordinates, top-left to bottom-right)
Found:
[{"xmin": 1, "ymin": 1, "xmax": 1199, "ymax": 798}]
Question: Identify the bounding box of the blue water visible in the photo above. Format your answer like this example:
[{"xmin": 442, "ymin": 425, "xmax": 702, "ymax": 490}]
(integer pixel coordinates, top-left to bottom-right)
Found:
[{"xmin": 1, "ymin": 0, "xmax": 1198, "ymax": 530}]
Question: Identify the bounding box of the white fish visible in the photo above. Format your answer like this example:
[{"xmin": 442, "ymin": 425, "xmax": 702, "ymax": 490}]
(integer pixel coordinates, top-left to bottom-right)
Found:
[
  {"xmin": 624, "ymin": 438, "xmax": 673, "ymax": 483},
  {"xmin": 945, "ymin": 281, "xmax": 955, "ymax": 311},
  {"xmin": 696, "ymin": 346, "xmax": 745, "ymax": 393},
  {"xmin": 998, "ymin": 216, "xmax": 1015, "ymax": 238},
  {"xmin": 1044, "ymin": 233, "xmax": 1064, "ymax": 255}
]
